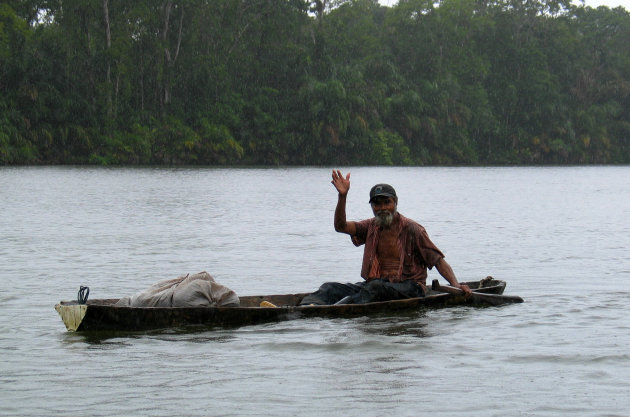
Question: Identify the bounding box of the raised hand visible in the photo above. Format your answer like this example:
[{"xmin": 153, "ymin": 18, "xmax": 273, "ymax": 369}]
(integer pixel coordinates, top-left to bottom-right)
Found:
[{"xmin": 331, "ymin": 169, "xmax": 351, "ymax": 196}]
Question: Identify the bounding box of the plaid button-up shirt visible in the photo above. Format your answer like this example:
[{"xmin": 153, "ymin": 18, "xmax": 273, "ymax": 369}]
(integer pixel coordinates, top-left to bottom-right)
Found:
[{"xmin": 350, "ymin": 213, "xmax": 445, "ymax": 289}]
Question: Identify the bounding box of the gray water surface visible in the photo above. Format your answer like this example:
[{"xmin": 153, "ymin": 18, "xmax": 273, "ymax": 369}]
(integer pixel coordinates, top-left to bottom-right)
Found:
[{"xmin": 1, "ymin": 166, "xmax": 629, "ymax": 416}]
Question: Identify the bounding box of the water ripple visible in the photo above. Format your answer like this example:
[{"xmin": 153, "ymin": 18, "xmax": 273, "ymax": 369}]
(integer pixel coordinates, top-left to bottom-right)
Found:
[{"xmin": 3, "ymin": 166, "xmax": 630, "ymax": 416}]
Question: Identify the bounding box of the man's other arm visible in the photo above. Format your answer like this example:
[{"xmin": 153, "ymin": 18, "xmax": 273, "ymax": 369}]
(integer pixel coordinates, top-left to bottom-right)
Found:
[{"xmin": 435, "ymin": 258, "xmax": 472, "ymax": 295}]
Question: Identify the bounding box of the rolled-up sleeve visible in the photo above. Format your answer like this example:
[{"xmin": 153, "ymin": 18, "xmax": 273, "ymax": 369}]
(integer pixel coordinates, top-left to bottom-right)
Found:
[{"xmin": 413, "ymin": 226, "xmax": 444, "ymax": 269}]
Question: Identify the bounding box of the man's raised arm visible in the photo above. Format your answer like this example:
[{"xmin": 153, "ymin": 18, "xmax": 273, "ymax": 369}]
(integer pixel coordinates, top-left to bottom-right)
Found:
[{"xmin": 331, "ymin": 169, "xmax": 356, "ymax": 235}]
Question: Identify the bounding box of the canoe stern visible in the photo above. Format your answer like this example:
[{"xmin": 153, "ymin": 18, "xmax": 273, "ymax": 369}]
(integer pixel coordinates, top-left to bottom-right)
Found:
[{"xmin": 55, "ymin": 303, "xmax": 87, "ymax": 332}]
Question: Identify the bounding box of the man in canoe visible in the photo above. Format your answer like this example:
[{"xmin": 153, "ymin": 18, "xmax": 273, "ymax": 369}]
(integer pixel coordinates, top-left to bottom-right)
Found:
[{"xmin": 300, "ymin": 170, "xmax": 472, "ymax": 305}]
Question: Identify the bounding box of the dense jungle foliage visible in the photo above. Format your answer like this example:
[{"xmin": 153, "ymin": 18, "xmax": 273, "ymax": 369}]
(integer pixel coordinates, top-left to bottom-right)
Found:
[{"xmin": 1, "ymin": 0, "xmax": 630, "ymax": 165}]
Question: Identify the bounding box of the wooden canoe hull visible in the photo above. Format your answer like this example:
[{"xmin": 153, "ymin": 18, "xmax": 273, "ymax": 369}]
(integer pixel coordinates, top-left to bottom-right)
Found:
[{"xmin": 55, "ymin": 279, "xmax": 515, "ymax": 332}]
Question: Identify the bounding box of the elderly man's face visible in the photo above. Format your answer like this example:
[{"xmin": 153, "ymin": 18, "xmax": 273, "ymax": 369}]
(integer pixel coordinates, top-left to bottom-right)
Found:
[{"xmin": 371, "ymin": 196, "xmax": 397, "ymax": 227}]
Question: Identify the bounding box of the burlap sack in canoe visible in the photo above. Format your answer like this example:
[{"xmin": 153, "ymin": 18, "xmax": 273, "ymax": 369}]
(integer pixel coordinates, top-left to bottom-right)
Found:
[{"xmin": 114, "ymin": 271, "xmax": 239, "ymax": 307}]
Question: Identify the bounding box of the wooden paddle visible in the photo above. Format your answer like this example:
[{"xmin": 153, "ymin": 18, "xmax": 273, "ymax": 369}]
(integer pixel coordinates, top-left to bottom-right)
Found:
[{"xmin": 431, "ymin": 279, "xmax": 523, "ymax": 306}]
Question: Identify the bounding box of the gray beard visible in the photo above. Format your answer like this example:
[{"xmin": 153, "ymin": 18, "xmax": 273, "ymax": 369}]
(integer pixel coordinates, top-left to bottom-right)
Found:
[{"xmin": 375, "ymin": 211, "xmax": 395, "ymax": 227}]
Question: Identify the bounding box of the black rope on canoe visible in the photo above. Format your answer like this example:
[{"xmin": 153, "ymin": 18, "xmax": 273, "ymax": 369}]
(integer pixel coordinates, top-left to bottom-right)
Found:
[{"xmin": 78, "ymin": 286, "xmax": 90, "ymax": 304}]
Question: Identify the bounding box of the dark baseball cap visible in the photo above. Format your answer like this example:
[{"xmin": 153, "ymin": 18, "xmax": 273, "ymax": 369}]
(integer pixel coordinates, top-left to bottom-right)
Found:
[{"xmin": 369, "ymin": 184, "xmax": 397, "ymax": 203}]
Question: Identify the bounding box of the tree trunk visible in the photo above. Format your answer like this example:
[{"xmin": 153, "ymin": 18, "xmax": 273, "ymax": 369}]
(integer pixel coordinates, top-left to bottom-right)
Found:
[
  {"xmin": 160, "ymin": 1, "xmax": 184, "ymax": 114},
  {"xmin": 103, "ymin": 0, "xmax": 113, "ymax": 119}
]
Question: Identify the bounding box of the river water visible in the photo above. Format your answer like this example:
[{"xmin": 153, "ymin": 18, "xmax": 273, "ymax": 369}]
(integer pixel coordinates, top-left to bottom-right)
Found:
[{"xmin": 1, "ymin": 166, "xmax": 629, "ymax": 416}]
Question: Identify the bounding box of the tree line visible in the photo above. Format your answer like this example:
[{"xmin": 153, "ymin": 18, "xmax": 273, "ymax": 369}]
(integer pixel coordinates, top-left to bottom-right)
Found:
[{"xmin": 1, "ymin": 0, "xmax": 629, "ymax": 165}]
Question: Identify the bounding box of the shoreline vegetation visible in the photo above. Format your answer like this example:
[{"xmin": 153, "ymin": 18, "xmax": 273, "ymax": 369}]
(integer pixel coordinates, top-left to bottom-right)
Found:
[{"xmin": 2, "ymin": 0, "xmax": 630, "ymax": 166}]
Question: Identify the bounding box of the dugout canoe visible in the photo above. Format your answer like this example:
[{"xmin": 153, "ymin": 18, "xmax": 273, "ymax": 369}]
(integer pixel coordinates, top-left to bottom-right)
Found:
[{"xmin": 55, "ymin": 278, "xmax": 522, "ymax": 332}]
